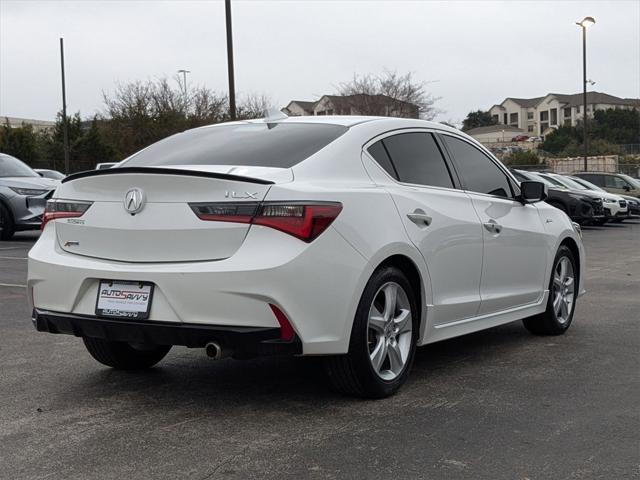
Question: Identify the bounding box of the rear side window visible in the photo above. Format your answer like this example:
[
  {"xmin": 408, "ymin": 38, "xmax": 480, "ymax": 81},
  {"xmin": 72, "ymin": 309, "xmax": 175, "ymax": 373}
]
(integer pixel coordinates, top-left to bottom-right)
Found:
[
  {"xmin": 579, "ymin": 174, "xmax": 604, "ymax": 186},
  {"xmin": 122, "ymin": 123, "xmax": 348, "ymax": 168},
  {"xmin": 368, "ymin": 133, "xmax": 454, "ymax": 188},
  {"xmin": 367, "ymin": 141, "xmax": 398, "ymax": 179},
  {"xmin": 442, "ymin": 135, "xmax": 513, "ymax": 198}
]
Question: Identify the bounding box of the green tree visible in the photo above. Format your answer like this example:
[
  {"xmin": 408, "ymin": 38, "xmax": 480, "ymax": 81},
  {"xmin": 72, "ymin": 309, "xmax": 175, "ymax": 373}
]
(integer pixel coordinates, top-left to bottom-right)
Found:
[
  {"xmin": 503, "ymin": 150, "xmax": 543, "ymax": 167},
  {"xmin": 592, "ymin": 108, "xmax": 639, "ymax": 144},
  {"xmin": 0, "ymin": 120, "xmax": 41, "ymax": 165},
  {"xmin": 73, "ymin": 118, "xmax": 117, "ymax": 171},
  {"xmin": 540, "ymin": 125, "xmax": 576, "ymax": 154},
  {"xmin": 462, "ymin": 110, "xmax": 497, "ymax": 131}
]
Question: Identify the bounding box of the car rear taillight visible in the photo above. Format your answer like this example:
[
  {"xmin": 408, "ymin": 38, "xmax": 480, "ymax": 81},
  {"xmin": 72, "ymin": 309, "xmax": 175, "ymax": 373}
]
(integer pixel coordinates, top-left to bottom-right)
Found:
[
  {"xmin": 190, "ymin": 202, "xmax": 342, "ymax": 242},
  {"xmin": 42, "ymin": 200, "xmax": 93, "ymax": 230}
]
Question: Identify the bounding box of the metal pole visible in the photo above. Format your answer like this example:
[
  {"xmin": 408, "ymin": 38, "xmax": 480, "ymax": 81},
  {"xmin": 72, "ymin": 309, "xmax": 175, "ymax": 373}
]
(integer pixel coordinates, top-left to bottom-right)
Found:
[
  {"xmin": 582, "ymin": 26, "xmax": 588, "ymax": 171},
  {"xmin": 178, "ymin": 69, "xmax": 190, "ymax": 113},
  {"xmin": 225, "ymin": 0, "xmax": 236, "ymax": 120},
  {"xmin": 59, "ymin": 38, "xmax": 70, "ymax": 175},
  {"xmin": 182, "ymin": 70, "xmax": 188, "ymax": 109}
]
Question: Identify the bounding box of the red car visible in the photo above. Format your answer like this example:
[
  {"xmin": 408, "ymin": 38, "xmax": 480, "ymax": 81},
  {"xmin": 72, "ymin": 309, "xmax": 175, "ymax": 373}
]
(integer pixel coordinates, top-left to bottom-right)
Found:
[{"xmin": 511, "ymin": 135, "xmax": 530, "ymax": 142}]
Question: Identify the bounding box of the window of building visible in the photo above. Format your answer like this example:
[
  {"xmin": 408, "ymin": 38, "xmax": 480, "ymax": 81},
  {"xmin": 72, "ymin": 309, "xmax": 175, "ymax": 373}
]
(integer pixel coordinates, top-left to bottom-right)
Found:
[
  {"xmin": 492, "ymin": 114, "xmax": 499, "ymax": 123},
  {"xmin": 550, "ymin": 108, "xmax": 558, "ymax": 125},
  {"xmin": 564, "ymin": 107, "xmax": 572, "ymax": 117},
  {"xmin": 503, "ymin": 113, "xmax": 508, "ymax": 124},
  {"xmin": 441, "ymin": 135, "xmax": 512, "ymax": 198},
  {"xmin": 528, "ymin": 125, "xmax": 534, "ymax": 132},
  {"xmin": 509, "ymin": 113, "xmax": 518, "ymax": 125},
  {"xmin": 576, "ymin": 106, "xmax": 581, "ymax": 114},
  {"xmin": 379, "ymin": 133, "xmax": 454, "ymax": 188},
  {"xmin": 540, "ymin": 111, "xmax": 549, "ymax": 122},
  {"xmin": 527, "ymin": 111, "xmax": 534, "ymax": 120}
]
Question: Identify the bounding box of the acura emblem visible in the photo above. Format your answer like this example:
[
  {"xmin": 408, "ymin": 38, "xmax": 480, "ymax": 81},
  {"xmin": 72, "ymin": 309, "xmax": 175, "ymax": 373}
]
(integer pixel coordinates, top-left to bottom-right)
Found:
[{"xmin": 124, "ymin": 188, "xmax": 146, "ymax": 214}]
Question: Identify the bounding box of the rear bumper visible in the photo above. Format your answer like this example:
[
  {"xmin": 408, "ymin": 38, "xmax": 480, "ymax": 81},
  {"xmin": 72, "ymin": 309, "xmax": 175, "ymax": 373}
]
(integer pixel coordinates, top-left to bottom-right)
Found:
[
  {"xmin": 33, "ymin": 309, "xmax": 301, "ymax": 356},
  {"xmin": 28, "ymin": 222, "xmax": 369, "ymax": 355}
]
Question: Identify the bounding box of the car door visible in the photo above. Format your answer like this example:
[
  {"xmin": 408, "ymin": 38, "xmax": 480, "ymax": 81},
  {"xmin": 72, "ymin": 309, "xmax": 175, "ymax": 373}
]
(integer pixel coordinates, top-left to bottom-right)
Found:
[
  {"xmin": 439, "ymin": 133, "xmax": 549, "ymax": 316},
  {"xmin": 365, "ymin": 131, "xmax": 484, "ymax": 325}
]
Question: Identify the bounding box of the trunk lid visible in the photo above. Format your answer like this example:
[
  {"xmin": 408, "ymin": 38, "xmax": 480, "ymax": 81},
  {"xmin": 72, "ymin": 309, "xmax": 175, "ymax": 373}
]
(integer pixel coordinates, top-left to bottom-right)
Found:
[{"xmin": 53, "ymin": 166, "xmax": 291, "ymax": 262}]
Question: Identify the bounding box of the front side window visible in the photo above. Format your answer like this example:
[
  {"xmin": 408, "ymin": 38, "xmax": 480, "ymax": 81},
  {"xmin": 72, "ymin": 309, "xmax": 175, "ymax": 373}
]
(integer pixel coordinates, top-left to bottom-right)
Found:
[
  {"xmin": 122, "ymin": 123, "xmax": 348, "ymax": 169},
  {"xmin": 605, "ymin": 175, "xmax": 627, "ymax": 189},
  {"xmin": 378, "ymin": 132, "xmax": 454, "ymax": 189},
  {"xmin": 442, "ymin": 135, "xmax": 513, "ymax": 198}
]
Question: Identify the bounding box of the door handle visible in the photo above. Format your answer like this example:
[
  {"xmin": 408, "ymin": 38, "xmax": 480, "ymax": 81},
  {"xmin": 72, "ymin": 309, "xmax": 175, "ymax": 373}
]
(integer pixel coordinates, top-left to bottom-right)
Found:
[
  {"xmin": 483, "ymin": 220, "xmax": 502, "ymax": 234},
  {"xmin": 407, "ymin": 211, "xmax": 432, "ymax": 226}
]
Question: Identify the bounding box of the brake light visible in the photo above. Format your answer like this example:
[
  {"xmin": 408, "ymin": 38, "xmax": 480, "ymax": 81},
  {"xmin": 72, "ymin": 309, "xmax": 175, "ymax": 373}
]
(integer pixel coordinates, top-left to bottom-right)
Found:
[
  {"xmin": 190, "ymin": 202, "xmax": 342, "ymax": 242},
  {"xmin": 42, "ymin": 200, "xmax": 93, "ymax": 230}
]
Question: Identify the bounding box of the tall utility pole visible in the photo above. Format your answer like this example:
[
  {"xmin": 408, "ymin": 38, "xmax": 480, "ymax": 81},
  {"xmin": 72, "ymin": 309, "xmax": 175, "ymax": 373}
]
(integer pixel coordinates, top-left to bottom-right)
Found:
[
  {"xmin": 225, "ymin": 0, "xmax": 236, "ymax": 120},
  {"xmin": 576, "ymin": 16, "xmax": 595, "ymax": 171},
  {"xmin": 59, "ymin": 37, "xmax": 70, "ymax": 175},
  {"xmin": 177, "ymin": 69, "xmax": 190, "ymax": 112}
]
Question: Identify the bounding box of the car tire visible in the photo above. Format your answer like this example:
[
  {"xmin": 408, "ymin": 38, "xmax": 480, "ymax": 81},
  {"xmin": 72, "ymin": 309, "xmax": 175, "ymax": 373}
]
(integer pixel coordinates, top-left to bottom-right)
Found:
[
  {"xmin": 0, "ymin": 202, "xmax": 15, "ymax": 241},
  {"xmin": 523, "ymin": 245, "xmax": 577, "ymax": 336},
  {"xmin": 82, "ymin": 337, "xmax": 171, "ymax": 370},
  {"xmin": 325, "ymin": 266, "xmax": 418, "ymax": 398}
]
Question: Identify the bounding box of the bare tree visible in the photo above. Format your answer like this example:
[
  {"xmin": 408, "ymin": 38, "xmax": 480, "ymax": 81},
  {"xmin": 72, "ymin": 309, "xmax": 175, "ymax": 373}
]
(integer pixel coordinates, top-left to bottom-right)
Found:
[
  {"xmin": 236, "ymin": 93, "xmax": 271, "ymax": 120},
  {"xmin": 337, "ymin": 71, "xmax": 441, "ymax": 120},
  {"xmin": 101, "ymin": 78, "xmax": 272, "ymax": 158}
]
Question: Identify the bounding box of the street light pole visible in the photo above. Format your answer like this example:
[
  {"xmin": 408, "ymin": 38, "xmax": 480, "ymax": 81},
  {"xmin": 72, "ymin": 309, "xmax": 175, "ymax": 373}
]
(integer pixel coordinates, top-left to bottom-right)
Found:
[
  {"xmin": 576, "ymin": 16, "xmax": 595, "ymax": 171},
  {"xmin": 177, "ymin": 69, "xmax": 190, "ymax": 113},
  {"xmin": 59, "ymin": 37, "xmax": 70, "ymax": 175},
  {"xmin": 225, "ymin": 0, "xmax": 236, "ymax": 120}
]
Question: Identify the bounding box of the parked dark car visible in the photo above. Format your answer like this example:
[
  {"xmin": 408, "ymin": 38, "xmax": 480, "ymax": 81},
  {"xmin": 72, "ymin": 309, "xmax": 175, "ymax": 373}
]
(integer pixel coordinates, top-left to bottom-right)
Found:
[
  {"xmin": 511, "ymin": 169, "xmax": 605, "ymax": 225},
  {"xmin": 511, "ymin": 135, "xmax": 529, "ymax": 142},
  {"xmin": 569, "ymin": 175, "xmax": 640, "ymax": 219}
]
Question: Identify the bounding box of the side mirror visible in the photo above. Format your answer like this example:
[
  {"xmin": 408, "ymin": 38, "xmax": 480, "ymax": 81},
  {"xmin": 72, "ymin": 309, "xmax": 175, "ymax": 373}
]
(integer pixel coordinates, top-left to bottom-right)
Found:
[
  {"xmin": 519, "ymin": 181, "xmax": 547, "ymax": 204},
  {"xmin": 38, "ymin": 172, "xmax": 44, "ymax": 177},
  {"xmin": 623, "ymin": 185, "xmax": 631, "ymax": 192}
]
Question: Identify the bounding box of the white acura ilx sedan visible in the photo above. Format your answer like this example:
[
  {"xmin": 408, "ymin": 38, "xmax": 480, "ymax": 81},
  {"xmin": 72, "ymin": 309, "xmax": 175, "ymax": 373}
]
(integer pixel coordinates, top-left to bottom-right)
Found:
[{"xmin": 28, "ymin": 115, "xmax": 585, "ymax": 398}]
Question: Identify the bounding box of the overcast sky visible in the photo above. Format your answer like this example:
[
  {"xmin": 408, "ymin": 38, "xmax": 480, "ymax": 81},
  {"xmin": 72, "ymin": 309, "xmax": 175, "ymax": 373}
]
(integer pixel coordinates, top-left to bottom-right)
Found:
[{"xmin": 1, "ymin": 0, "xmax": 639, "ymax": 124}]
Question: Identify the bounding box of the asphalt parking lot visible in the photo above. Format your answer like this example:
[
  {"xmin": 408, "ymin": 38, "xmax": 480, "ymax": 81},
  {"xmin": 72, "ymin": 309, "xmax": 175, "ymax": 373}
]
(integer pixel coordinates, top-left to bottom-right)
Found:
[{"xmin": 0, "ymin": 223, "xmax": 638, "ymax": 480}]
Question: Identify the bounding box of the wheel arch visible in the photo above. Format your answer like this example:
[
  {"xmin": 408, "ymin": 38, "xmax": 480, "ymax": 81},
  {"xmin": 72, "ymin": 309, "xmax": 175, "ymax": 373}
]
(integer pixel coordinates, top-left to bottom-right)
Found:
[
  {"xmin": 371, "ymin": 252, "xmax": 429, "ymax": 342},
  {"xmin": 559, "ymin": 236, "xmax": 581, "ymax": 291}
]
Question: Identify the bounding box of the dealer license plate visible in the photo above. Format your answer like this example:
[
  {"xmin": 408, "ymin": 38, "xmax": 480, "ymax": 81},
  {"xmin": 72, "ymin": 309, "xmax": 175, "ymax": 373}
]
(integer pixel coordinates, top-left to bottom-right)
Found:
[{"xmin": 96, "ymin": 280, "xmax": 154, "ymax": 320}]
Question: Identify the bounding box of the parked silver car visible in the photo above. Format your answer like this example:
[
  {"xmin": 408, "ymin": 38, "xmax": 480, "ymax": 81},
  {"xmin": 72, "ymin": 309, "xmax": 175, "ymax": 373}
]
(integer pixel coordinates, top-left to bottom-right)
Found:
[{"xmin": 0, "ymin": 153, "xmax": 59, "ymax": 240}]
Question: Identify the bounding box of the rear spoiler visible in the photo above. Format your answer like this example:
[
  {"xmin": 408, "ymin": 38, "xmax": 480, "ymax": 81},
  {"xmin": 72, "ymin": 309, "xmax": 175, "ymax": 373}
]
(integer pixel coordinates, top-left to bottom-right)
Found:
[{"xmin": 62, "ymin": 167, "xmax": 275, "ymax": 185}]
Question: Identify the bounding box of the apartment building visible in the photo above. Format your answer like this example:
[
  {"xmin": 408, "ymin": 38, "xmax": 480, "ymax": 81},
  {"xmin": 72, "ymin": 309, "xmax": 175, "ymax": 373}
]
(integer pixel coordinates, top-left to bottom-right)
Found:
[
  {"xmin": 489, "ymin": 92, "xmax": 639, "ymax": 136},
  {"xmin": 283, "ymin": 94, "xmax": 419, "ymax": 118}
]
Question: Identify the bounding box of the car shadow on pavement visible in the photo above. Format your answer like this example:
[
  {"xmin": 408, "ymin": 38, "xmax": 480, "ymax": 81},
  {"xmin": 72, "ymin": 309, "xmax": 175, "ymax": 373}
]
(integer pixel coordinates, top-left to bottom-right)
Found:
[{"xmin": 50, "ymin": 322, "xmax": 533, "ymax": 410}]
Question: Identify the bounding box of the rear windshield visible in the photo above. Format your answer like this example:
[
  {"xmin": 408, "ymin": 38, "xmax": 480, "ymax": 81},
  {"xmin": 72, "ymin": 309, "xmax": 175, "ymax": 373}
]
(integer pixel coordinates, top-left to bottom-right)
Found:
[{"xmin": 121, "ymin": 123, "xmax": 348, "ymax": 169}]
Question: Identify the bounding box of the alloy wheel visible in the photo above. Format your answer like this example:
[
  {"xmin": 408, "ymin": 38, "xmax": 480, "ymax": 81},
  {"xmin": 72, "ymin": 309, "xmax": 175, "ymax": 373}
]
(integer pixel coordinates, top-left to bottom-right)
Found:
[
  {"xmin": 552, "ymin": 256, "xmax": 575, "ymax": 324},
  {"xmin": 367, "ymin": 282, "xmax": 413, "ymax": 381}
]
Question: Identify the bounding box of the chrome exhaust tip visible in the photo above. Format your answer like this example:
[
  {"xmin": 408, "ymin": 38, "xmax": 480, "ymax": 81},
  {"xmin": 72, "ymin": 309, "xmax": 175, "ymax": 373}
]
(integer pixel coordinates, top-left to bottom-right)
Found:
[{"xmin": 205, "ymin": 341, "xmax": 224, "ymax": 360}]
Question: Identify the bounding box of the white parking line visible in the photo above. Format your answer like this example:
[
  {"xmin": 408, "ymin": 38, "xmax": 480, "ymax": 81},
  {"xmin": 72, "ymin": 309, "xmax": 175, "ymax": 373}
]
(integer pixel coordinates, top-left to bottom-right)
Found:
[{"xmin": 0, "ymin": 283, "xmax": 27, "ymax": 288}]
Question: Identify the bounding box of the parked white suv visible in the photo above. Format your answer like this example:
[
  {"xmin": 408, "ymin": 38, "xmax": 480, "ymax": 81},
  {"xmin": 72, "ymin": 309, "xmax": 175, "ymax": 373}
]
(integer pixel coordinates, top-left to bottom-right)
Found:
[{"xmin": 28, "ymin": 116, "xmax": 585, "ymax": 397}]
